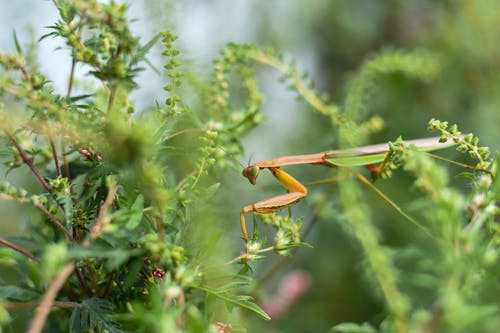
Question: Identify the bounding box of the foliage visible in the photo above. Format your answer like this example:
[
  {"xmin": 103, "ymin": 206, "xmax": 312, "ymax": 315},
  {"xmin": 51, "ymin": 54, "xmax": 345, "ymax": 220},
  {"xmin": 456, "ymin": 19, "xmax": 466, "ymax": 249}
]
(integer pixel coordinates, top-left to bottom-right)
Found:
[{"xmin": 0, "ymin": 1, "xmax": 499, "ymax": 333}]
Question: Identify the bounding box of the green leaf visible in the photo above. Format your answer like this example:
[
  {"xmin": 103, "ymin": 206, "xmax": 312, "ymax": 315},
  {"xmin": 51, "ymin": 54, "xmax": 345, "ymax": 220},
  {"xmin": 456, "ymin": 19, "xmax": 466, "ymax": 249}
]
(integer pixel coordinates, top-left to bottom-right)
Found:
[
  {"xmin": 69, "ymin": 245, "xmax": 144, "ymax": 270},
  {"xmin": 203, "ymin": 183, "xmax": 220, "ymax": 201},
  {"xmin": 13, "ymin": 30, "xmax": 23, "ymax": 55},
  {"xmin": 69, "ymin": 94, "xmax": 95, "ymax": 102},
  {"xmin": 70, "ymin": 297, "xmax": 122, "ymax": 333},
  {"xmin": 126, "ymin": 194, "xmax": 144, "ymax": 229},
  {"xmin": 130, "ymin": 33, "xmax": 162, "ymax": 67},
  {"xmin": 122, "ymin": 258, "xmax": 144, "ymax": 290},
  {"xmin": 0, "ymin": 286, "xmax": 40, "ymax": 302},
  {"xmin": 58, "ymin": 194, "xmax": 73, "ymax": 227},
  {"xmin": 199, "ymin": 286, "xmax": 270, "ymax": 320},
  {"xmin": 274, "ymin": 241, "xmax": 313, "ymax": 251},
  {"xmin": 329, "ymin": 322, "xmax": 377, "ymax": 333}
]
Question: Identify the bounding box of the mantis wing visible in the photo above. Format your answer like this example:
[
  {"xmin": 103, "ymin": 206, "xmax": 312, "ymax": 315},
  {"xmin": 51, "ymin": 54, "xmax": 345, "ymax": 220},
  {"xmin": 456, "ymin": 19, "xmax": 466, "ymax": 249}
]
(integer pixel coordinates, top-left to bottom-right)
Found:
[{"xmin": 325, "ymin": 137, "xmax": 457, "ymax": 167}]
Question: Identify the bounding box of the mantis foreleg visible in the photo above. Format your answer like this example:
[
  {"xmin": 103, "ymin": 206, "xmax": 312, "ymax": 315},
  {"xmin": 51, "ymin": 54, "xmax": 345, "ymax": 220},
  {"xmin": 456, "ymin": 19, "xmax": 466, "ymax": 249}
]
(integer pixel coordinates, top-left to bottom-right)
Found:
[{"xmin": 239, "ymin": 167, "xmax": 307, "ymax": 240}]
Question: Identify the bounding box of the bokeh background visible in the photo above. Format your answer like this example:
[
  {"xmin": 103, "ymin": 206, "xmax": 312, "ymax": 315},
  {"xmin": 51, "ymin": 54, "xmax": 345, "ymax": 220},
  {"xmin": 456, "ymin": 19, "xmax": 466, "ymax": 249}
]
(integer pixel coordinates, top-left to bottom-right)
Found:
[{"xmin": 1, "ymin": 1, "xmax": 499, "ymax": 332}]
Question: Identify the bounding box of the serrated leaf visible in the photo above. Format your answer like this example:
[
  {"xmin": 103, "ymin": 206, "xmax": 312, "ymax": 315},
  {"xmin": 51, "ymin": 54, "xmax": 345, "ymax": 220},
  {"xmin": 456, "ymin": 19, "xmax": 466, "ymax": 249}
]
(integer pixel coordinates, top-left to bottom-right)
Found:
[{"xmin": 70, "ymin": 297, "xmax": 122, "ymax": 333}]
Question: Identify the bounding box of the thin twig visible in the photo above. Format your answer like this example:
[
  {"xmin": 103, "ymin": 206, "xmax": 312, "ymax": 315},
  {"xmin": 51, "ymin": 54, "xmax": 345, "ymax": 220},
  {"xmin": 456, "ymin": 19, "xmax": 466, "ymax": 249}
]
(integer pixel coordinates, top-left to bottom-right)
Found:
[
  {"xmin": 49, "ymin": 136, "xmax": 62, "ymax": 178},
  {"xmin": 4, "ymin": 130, "xmax": 52, "ymax": 193},
  {"xmin": 0, "ymin": 238, "xmax": 40, "ymax": 262},
  {"xmin": 62, "ymin": 143, "xmax": 71, "ymax": 180},
  {"xmin": 426, "ymin": 152, "xmax": 494, "ymax": 179},
  {"xmin": 107, "ymin": 84, "xmax": 117, "ymax": 114},
  {"xmin": 4, "ymin": 300, "xmax": 81, "ymax": 310},
  {"xmin": 0, "ymin": 194, "xmax": 73, "ymax": 241},
  {"xmin": 201, "ymin": 246, "xmax": 276, "ymax": 271},
  {"xmin": 62, "ymin": 56, "xmax": 77, "ymax": 181},
  {"xmin": 89, "ymin": 184, "xmax": 116, "ymax": 239},
  {"xmin": 355, "ymin": 173, "xmax": 435, "ymax": 239},
  {"xmin": 33, "ymin": 202, "xmax": 74, "ymax": 241},
  {"xmin": 66, "ymin": 58, "xmax": 76, "ymax": 99},
  {"xmin": 101, "ymin": 271, "xmax": 115, "ymax": 297},
  {"xmin": 74, "ymin": 267, "xmax": 93, "ymax": 296},
  {"xmin": 27, "ymin": 262, "xmax": 75, "ymax": 333},
  {"xmin": 162, "ymin": 128, "xmax": 205, "ymax": 142}
]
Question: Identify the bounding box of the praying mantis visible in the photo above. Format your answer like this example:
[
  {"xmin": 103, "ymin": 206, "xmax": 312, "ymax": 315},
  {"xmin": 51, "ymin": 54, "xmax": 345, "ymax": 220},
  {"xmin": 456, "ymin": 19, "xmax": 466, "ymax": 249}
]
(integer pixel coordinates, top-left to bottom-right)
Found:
[{"xmin": 239, "ymin": 137, "xmax": 463, "ymax": 241}]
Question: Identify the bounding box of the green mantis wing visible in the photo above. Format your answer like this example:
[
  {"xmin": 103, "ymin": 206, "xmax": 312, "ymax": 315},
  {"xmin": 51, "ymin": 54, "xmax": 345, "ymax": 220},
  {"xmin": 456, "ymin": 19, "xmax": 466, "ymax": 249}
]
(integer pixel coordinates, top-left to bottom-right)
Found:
[{"xmin": 325, "ymin": 137, "xmax": 457, "ymax": 167}]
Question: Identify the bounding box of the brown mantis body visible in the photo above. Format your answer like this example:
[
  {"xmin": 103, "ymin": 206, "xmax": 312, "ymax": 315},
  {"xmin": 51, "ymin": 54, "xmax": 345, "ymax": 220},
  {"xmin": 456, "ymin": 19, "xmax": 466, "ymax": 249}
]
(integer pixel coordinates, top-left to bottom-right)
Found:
[{"xmin": 240, "ymin": 137, "xmax": 460, "ymax": 240}]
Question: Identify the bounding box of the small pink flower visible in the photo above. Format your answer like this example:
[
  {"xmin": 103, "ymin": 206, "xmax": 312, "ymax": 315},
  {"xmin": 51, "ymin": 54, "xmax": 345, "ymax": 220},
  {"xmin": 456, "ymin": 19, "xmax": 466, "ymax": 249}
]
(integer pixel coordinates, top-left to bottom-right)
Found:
[
  {"xmin": 263, "ymin": 270, "xmax": 312, "ymax": 320},
  {"xmin": 77, "ymin": 147, "xmax": 103, "ymax": 161},
  {"xmin": 78, "ymin": 148, "xmax": 92, "ymax": 159},
  {"xmin": 153, "ymin": 268, "xmax": 166, "ymax": 280},
  {"xmin": 280, "ymin": 270, "xmax": 311, "ymax": 298}
]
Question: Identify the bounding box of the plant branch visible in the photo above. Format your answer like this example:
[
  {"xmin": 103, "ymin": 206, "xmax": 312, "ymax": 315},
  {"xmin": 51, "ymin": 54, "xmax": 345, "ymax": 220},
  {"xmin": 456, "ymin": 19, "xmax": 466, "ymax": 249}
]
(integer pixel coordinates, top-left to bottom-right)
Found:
[
  {"xmin": 27, "ymin": 262, "xmax": 75, "ymax": 333},
  {"xmin": 247, "ymin": 49, "xmax": 341, "ymax": 123},
  {"xmin": 89, "ymin": 184, "xmax": 117, "ymax": 239},
  {"xmin": 33, "ymin": 201, "xmax": 74, "ymax": 241},
  {"xmin": 4, "ymin": 300, "xmax": 81, "ymax": 310},
  {"xmin": 66, "ymin": 58, "xmax": 76, "ymax": 100},
  {"xmin": 0, "ymin": 238, "xmax": 40, "ymax": 262},
  {"xmin": 4, "ymin": 130, "xmax": 52, "ymax": 193},
  {"xmin": 62, "ymin": 143, "xmax": 71, "ymax": 179},
  {"xmin": 0, "ymin": 193, "xmax": 73, "ymax": 241},
  {"xmin": 49, "ymin": 136, "xmax": 62, "ymax": 178},
  {"xmin": 107, "ymin": 84, "xmax": 118, "ymax": 114}
]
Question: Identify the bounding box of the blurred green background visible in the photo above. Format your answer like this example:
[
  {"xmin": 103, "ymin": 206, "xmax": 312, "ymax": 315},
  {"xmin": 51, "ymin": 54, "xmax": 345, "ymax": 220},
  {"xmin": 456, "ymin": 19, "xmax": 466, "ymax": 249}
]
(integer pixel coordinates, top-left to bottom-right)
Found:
[{"xmin": 1, "ymin": 1, "xmax": 499, "ymax": 332}]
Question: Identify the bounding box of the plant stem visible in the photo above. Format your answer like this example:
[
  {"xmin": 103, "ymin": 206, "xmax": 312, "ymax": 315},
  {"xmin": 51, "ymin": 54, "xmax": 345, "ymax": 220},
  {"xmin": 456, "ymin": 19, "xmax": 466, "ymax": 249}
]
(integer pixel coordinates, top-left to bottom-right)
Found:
[
  {"xmin": 107, "ymin": 84, "xmax": 117, "ymax": 114},
  {"xmin": 4, "ymin": 130, "xmax": 52, "ymax": 193},
  {"xmin": 0, "ymin": 194, "xmax": 73, "ymax": 241},
  {"xmin": 89, "ymin": 184, "xmax": 117, "ymax": 239},
  {"xmin": 27, "ymin": 262, "xmax": 75, "ymax": 333},
  {"xmin": 33, "ymin": 202, "xmax": 73, "ymax": 241},
  {"xmin": 247, "ymin": 50, "xmax": 341, "ymax": 123},
  {"xmin": 66, "ymin": 58, "xmax": 76, "ymax": 100},
  {"xmin": 0, "ymin": 238, "xmax": 40, "ymax": 262},
  {"xmin": 4, "ymin": 301, "xmax": 81, "ymax": 310},
  {"xmin": 49, "ymin": 136, "xmax": 62, "ymax": 178}
]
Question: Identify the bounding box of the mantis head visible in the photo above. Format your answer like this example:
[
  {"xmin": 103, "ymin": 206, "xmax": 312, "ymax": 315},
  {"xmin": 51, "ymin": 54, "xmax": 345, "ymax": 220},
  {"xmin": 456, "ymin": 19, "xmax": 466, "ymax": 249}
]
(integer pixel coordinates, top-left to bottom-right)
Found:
[{"xmin": 242, "ymin": 165, "xmax": 261, "ymax": 185}]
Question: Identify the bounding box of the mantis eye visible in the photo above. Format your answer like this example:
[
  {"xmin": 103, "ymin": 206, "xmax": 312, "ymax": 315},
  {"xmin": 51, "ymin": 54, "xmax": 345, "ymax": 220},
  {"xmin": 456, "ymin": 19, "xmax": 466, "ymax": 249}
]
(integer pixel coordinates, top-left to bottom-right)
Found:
[{"xmin": 242, "ymin": 165, "xmax": 260, "ymax": 185}]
